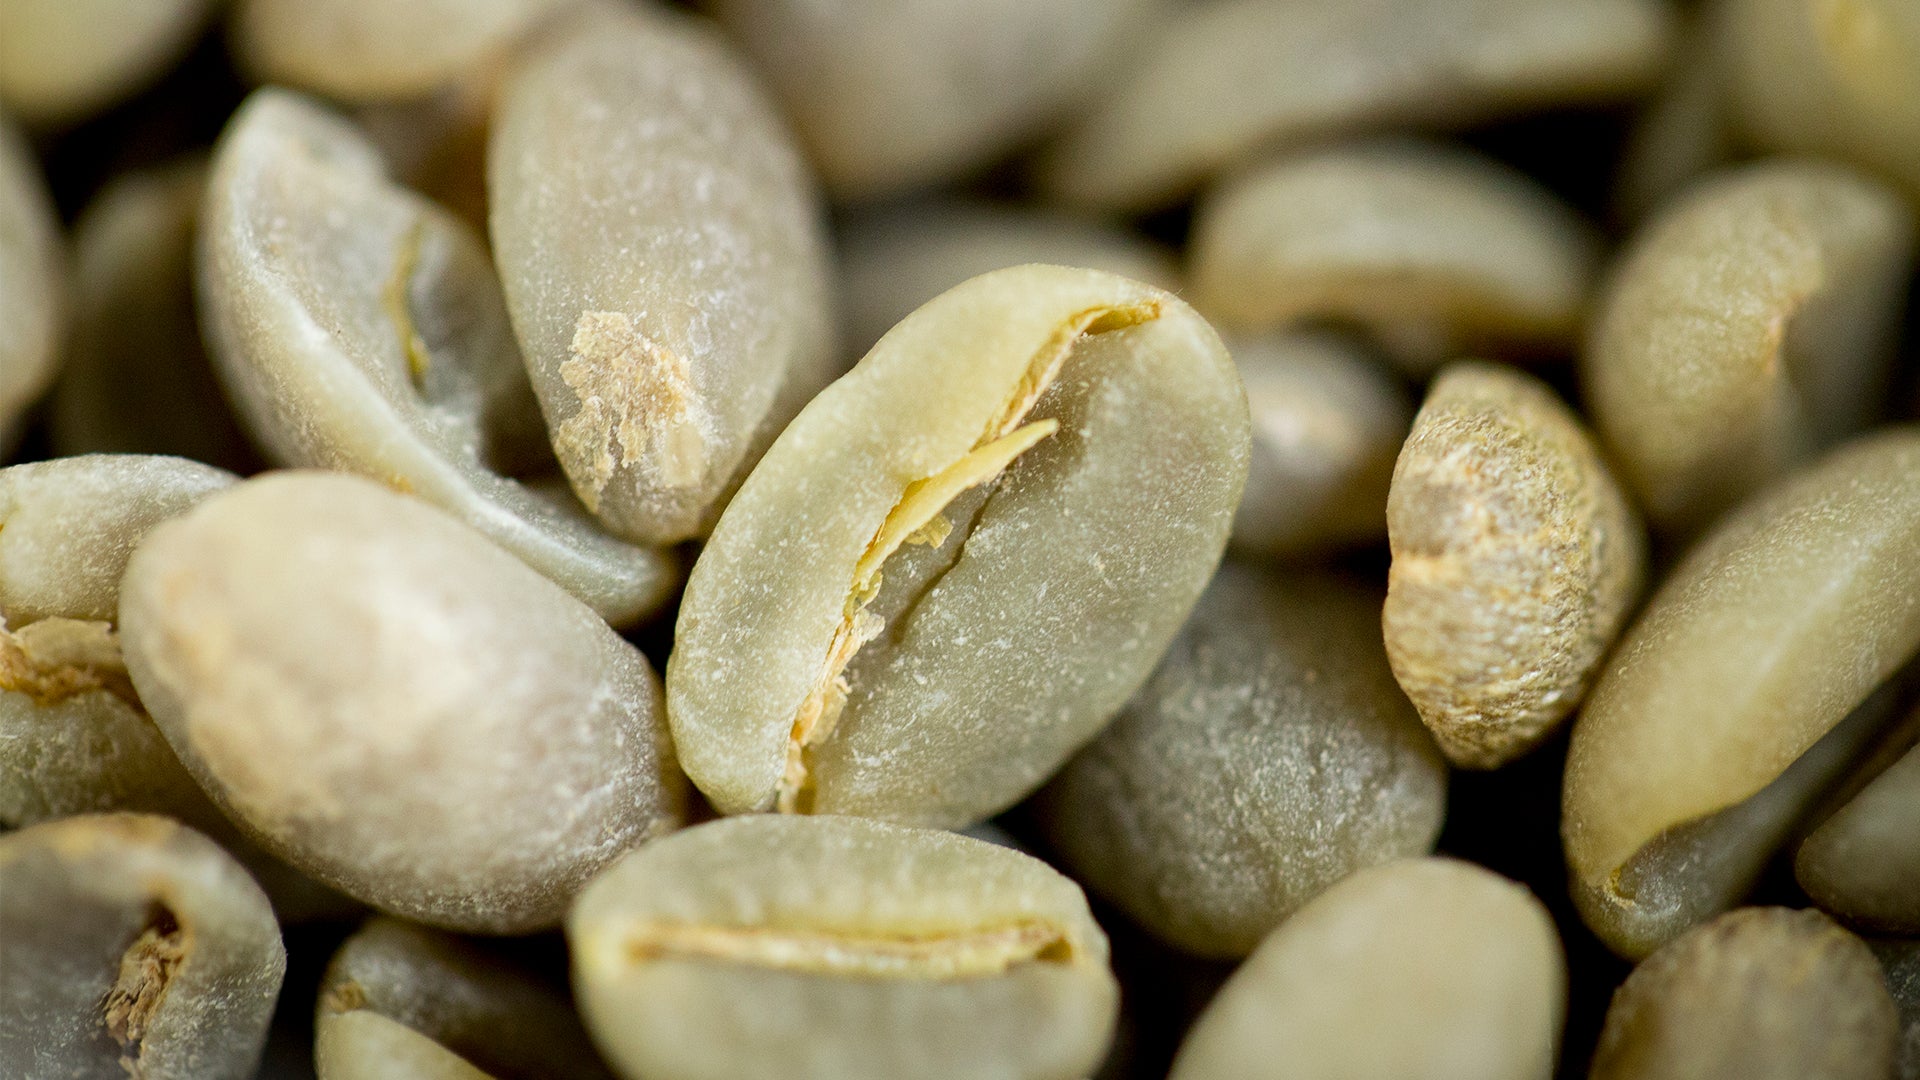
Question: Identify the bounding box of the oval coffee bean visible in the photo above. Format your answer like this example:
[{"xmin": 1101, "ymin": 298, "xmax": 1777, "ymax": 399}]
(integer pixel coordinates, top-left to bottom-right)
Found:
[
  {"xmin": 1385, "ymin": 362, "xmax": 1645, "ymax": 769},
  {"xmin": 118, "ymin": 471, "xmax": 686, "ymax": 933},
  {"xmin": 1190, "ymin": 141, "xmax": 1599, "ymax": 374},
  {"xmin": 231, "ymin": 0, "xmax": 566, "ymax": 103},
  {"xmin": 568, "ymin": 815, "xmax": 1118, "ymax": 1080},
  {"xmin": 1590, "ymin": 907, "xmax": 1897, "ymax": 1080},
  {"xmin": 839, "ymin": 197, "xmax": 1177, "ymax": 357},
  {"xmin": 1039, "ymin": 563, "xmax": 1447, "ymax": 958},
  {"xmin": 1724, "ymin": 0, "xmax": 1920, "ymax": 202},
  {"xmin": 0, "ymin": 106, "xmax": 64, "ymax": 451},
  {"xmin": 0, "ymin": 0, "xmax": 215, "ymax": 127},
  {"xmin": 0, "ymin": 813, "xmax": 286, "ymax": 1080},
  {"xmin": 1228, "ymin": 330, "xmax": 1410, "ymax": 558},
  {"xmin": 200, "ymin": 88, "xmax": 673, "ymax": 626},
  {"xmin": 50, "ymin": 158, "xmax": 257, "ymax": 470},
  {"xmin": 1798, "ymin": 710, "xmax": 1920, "ymax": 934},
  {"xmin": 1167, "ymin": 858, "xmax": 1564, "ymax": 1080},
  {"xmin": 1036, "ymin": 0, "xmax": 1674, "ymax": 211},
  {"xmin": 489, "ymin": 4, "xmax": 836, "ymax": 544},
  {"xmin": 1563, "ymin": 428, "xmax": 1920, "ymax": 958},
  {"xmin": 710, "ymin": 0, "xmax": 1157, "ymax": 200},
  {"xmin": 1583, "ymin": 160, "xmax": 1916, "ymax": 534},
  {"xmin": 316, "ymin": 917, "xmax": 613, "ymax": 1080},
  {"xmin": 669, "ymin": 264, "xmax": 1249, "ymax": 826}
]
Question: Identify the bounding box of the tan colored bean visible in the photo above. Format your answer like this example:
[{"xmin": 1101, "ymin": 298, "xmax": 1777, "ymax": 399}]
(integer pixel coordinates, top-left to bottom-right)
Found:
[
  {"xmin": 1039, "ymin": 564, "xmax": 1446, "ymax": 958},
  {"xmin": 50, "ymin": 159, "xmax": 257, "ymax": 471},
  {"xmin": 668, "ymin": 265, "xmax": 1248, "ymax": 826},
  {"xmin": 118, "ymin": 471, "xmax": 686, "ymax": 933},
  {"xmin": 1798, "ymin": 706, "xmax": 1920, "ymax": 934},
  {"xmin": 489, "ymin": 4, "xmax": 837, "ymax": 544},
  {"xmin": 1563, "ymin": 429, "xmax": 1920, "ymax": 958},
  {"xmin": 1385, "ymin": 362, "xmax": 1645, "ymax": 768},
  {"xmin": 1168, "ymin": 858, "xmax": 1565, "ymax": 1080},
  {"xmin": 569, "ymin": 815, "xmax": 1118, "ymax": 1080},
  {"xmin": 231, "ymin": 0, "xmax": 567, "ymax": 103},
  {"xmin": 0, "ymin": 813, "xmax": 286, "ymax": 1080},
  {"xmin": 0, "ymin": 0, "xmax": 215, "ymax": 128},
  {"xmin": 709, "ymin": 0, "xmax": 1159, "ymax": 200},
  {"xmin": 838, "ymin": 197, "xmax": 1177, "ymax": 358},
  {"xmin": 1036, "ymin": 0, "xmax": 1675, "ymax": 211},
  {"xmin": 1590, "ymin": 907, "xmax": 1897, "ymax": 1080},
  {"xmin": 1583, "ymin": 160, "xmax": 1916, "ymax": 534},
  {"xmin": 1228, "ymin": 331, "xmax": 1409, "ymax": 558},
  {"xmin": 1190, "ymin": 141, "xmax": 1599, "ymax": 374},
  {"xmin": 0, "ymin": 106, "xmax": 64, "ymax": 451},
  {"xmin": 316, "ymin": 917, "xmax": 613, "ymax": 1080},
  {"xmin": 200, "ymin": 88, "xmax": 674, "ymax": 626},
  {"xmin": 1724, "ymin": 0, "xmax": 1920, "ymax": 202}
]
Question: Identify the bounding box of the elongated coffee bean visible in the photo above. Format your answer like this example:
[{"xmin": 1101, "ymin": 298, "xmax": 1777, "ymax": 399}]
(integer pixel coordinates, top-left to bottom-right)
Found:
[
  {"xmin": 668, "ymin": 265, "xmax": 1249, "ymax": 827},
  {"xmin": 1564, "ymin": 428, "xmax": 1920, "ymax": 957},
  {"xmin": 569, "ymin": 815, "xmax": 1118, "ymax": 1080},
  {"xmin": 119, "ymin": 471, "xmax": 685, "ymax": 933},
  {"xmin": 490, "ymin": 4, "xmax": 836, "ymax": 544}
]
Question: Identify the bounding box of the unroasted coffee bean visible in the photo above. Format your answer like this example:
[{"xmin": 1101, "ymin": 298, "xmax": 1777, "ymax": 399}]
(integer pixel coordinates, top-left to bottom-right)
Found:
[
  {"xmin": 1589, "ymin": 907, "xmax": 1896, "ymax": 1080},
  {"xmin": 709, "ymin": 0, "xmax": 1158, "ymax": 200},
  {"xmin": 1190, "ymin": 141, "xmax": 1599, "ymax": 373},
  {"xmin": 1563, "ymin": 429, "xmax": 1920, "ymax": 958},
  {"xmin": 0, "ymin": 106, "xmax": 64, "ymax": 451},
  {"xmin": 489, "ymin": 4, "xmax": 836, "ymax": 545},
  {"xmin": 1228, "ymin": 331, "xmax": 1409, "ymax": 558},
  {"xmin": 838, "ymin": 197, "xmax": 1176, "ymax": 357},
  {"xmin": 118, "ymin": 471, "xmax": 686, "ymax": 933},
  {"xmin": 1583, "ymin": 160, "xmax": 1916, "ymax": 534},
  {"xmin": 200, "ymin": 88, "xmax": 673, "ymax": 626},
  {"xmin": 1385, "ymin": 362, "xmax": 1645, "ymax": 769},
  {"xmin": 0, "ymin": 813, "xmax": 286, "ymax": 1080},
  {"xmin": 50, "ymin": 159, "xmax": 257, "ymax": 470},
  {"xmin": 669, "ymin": 265, "xmax": 1248, "ymax": 826},
  {"xmin": 316, "ymin": 917, "xmax": 612, "ymax": 1080},
  {"xmin": 1797, "ymin": 710, "xmax": 1920, "ymax": 934},
  {"xmin": 0, "ymin": 0, "xmax": 216, "ymax": 127},
  {"xmin": 1037, "ymin": 0, "xmax": 1675, "ymax": 211},
  {"xmin": 1039, "ymin": 564, "xmax": 1446, "ymax": 958},
  {"xmin": 568, "ymin": 814, "xmax": 1118, "ymax": 1080},
  {"xmin": 1167, "ymin": 858, "xmax": 1565, "ymax": 1080},
  {"xmin": 231, "ymin": 0, "xmax": 567, "ymax": 103},
  {"xmin": 1724, "ymin": 0, "xmax": 1920, "ymax": 202}
]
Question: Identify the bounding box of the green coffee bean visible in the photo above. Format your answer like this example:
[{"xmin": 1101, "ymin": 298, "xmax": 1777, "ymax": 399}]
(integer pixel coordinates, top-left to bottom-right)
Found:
[
  {"xmin": 489, "ymin": 4, "xmax": 837, "ymax": 545},
  {"xmin": 1036, "ymin": 0, "xmax": 1675, "ymax": 211},
  {"xmin": 200, "ymin": 88, "xmax": 674, "ymax": 626},
  {"xmin": 50, "ymin": 159, "xmax": 257, "ymax": 470},
  {"xmin": 1039, "ymin": 564, "xmax": 1446, "ymax": 958},
  {"xmin": 1385, "ymin": 362, "xmax": 1645, "ymax": 768},
  {"xmin": 1583, "ymin": 160, "xmax": 1916, "ymax": 533},
  {"xmin": 1228, "ymin": 331, "xmax": 1409, "ymax": 558},
  {"xmin": 0, "ymin": 813, "xmax": 286, "ymax": 1080},
  {"xmin": 0, "ymin": 0, "xmax": 216, "ymax": 127},
  {"xmin": 231, "ymin": 0, "xmax": 567, "ymax": 103},
  {"xmin": 668, "ymin": 265, "xmax": 1248, "ymax": 826},
  {"xmin": 1563, "ymin": 429, "xmax": 1920, "ymax": 958},
  {"xmin": 1167, "ymin": 858, "xmax": 1565, "ymax": 1080},
  {"xmin": 1724, "ymin": 0, "xmax": 1920, "ymax": 202},
  {"xmin": 1191, "ymin": 141, "xmax": 1599, "ymax": 373},
  {"xmin": 568, "ymin": 815, "xmax": 1118, "ymax": 1080},
  {"xmin": 1589, "ymin": 907, "xmax": 1897, "ymax": 1080},
  {"xmin": 709, "ymin": 0, "xmax": 1158, "ymax": 200},
  {"xmin": 0, "ymin": 105, "xmax": 63, "ymax": 451},
  {"xmin": 316, "ymin": 917, "xmax": 613, "ymax": 1080},
  {"xmin": 839, "ymin": 197, "xmax": 1177, "ymax": 358},
  {"xmin": 1797, "ymin": 706, "xmax": 1920, "ymax": 933},
  {"xmin": 118, "ymin": 471, "xmax": 686, "ymax": 933}
]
